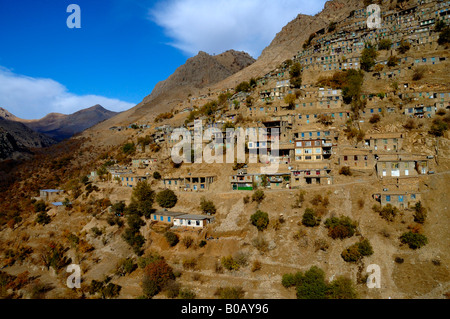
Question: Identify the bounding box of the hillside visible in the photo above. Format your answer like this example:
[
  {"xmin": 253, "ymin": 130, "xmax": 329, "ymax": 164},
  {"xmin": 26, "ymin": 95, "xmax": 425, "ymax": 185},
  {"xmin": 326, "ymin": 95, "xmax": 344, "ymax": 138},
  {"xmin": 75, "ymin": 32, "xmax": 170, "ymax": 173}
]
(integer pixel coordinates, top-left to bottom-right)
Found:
[
  {"xmin": 0, "ymin": 118, "xmax": 56, "ymax": 160},
  {"xmin": 0, "ymin": 0, "xmax": 449, "ymax": 301}
]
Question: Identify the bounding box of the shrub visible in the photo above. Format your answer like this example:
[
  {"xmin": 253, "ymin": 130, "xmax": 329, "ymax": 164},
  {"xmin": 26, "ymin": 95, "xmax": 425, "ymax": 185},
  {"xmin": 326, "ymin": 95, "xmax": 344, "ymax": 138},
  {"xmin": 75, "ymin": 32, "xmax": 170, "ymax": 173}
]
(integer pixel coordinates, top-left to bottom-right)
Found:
[
  {"xmin": 122, "ymin": 142, "xmax": 136, "ymax": 155},
  {"xmin": 282, "ymin": 272, "xmax": 303, "ymax": 288},
  {"xmin": 413, "ymin": 202, "xmax": 427, "ymax": 224},
  {"xmin": 221, "ymin": 256, "xmax": 240, "ymax": 271},
  {"xmin": 252, "ymin": 190, "xmax": 265, "ymax": 204},
  {"xmin": 36, "ymin": 212, "xmax": 51, "ymax": 225},
  {"xmin": 339, "ymin": 166, "xmax": 352, "ymax": 176},
  {"xmin": 165, "ymin": 280, "xmax": 181, "ymax": 299},
  {"xmin": 115, "ymin": 258, "xmax": 137, "ymax": 276},
  {"xmin": 156, "ymin": 189, "xmax": 178, "ymax": 209},
  {"xmin": 324, "ymin": 216, "xmax": 357, "ymax": 240},
  {"xmin": 437, "ymin": 26, "xmax": 450, "ymax": 45},
  {"xmin": 164, "ymin": 231, "xmax": 179, "ymax": 247},
  {"xmin": 199, "ymin": 240, "xmax": 207, "ymax": 248},
  {"xmin": 152, "ymin": 171, "xmax": 161, "ymax": 180},
  {"xmin": 142, "ymin": 259, "xmax": 174, "ymax": 297},
  {"xmin": 397, "ymin": 40, "xmax": 411, "ymax": 54},
  {"xmin": 182, "ymin": 236, "xmax": 194, "ymax": 249},
  {"xmin": 250, "ymin": 210, "xmax": 269, "ymax": 231},
  {"xmin": 412, "ymin": 66, "xmax": 426, "ymax": 81},
  {"xmin": 360, "ymin": 46, "xmax": 378, "ymax": 72},
  {"xmin": 34, "ymin": 200, "xmax": 47, "ymax": 213},
  {"xmin": 302, "ymin": 208, "xmax": 321, "ymax": 227},
  {"xmin": 429, "ymin": 118, "xmax": 449, "ymax": 137},
  {"xmin": 296, "ymin": 266, "xmax": 328, "ymax": 299},
  {"xmin": 251, "ymin": 260, "xmax": 262, "ymax": 272},
  {"xmin": 387, "ymin": 56, "xmax": 398, "ymax": 67},
  {"xmin": 215, "ymin": 286, "xmax": 245, "ymax": 299},
  {"xmin": 378, "ymin": 39, "xmax": 392, "ymax": 50},
  {"xmin": 179, "ymin": 288, "xmax": 196, "ymax": 299},
  {"xmin": 137, "ymin": 252, "xmax": 163, "ymax": 269},
  {"xmin": 200, "ymin": 197, "xmax": 216, "ymax": 215},
  {"xmin": 235, "ymin": 81, "xmax": 251, "ymax": 93},
  {"xmin": 182, "ymin": 258, "xmax": 197, "ymax": 270},
  {"xmin": 400, "ymin": 231, "xmax": 428, "ymax": 249},
  {"xmin": 341, "ymin": 239, "xmax": 373, "ymax": 263},
  {"xmin": 404, "ymin": 118, "xmax": 416, "ymax": 130},
  {"xmin": 369, "ymin": 114, "xmax": 381, "ymax": 124},
  {"xmin": 327, "ymin": 277, "xmax": 358, "ymax": 299},
  {"xmin": 243, "ymin": 195, "xmax": 250, "ymax": 204},
  {"xmin": 378, "ymin": 204, "xmax": 399, "ymax": 222}
]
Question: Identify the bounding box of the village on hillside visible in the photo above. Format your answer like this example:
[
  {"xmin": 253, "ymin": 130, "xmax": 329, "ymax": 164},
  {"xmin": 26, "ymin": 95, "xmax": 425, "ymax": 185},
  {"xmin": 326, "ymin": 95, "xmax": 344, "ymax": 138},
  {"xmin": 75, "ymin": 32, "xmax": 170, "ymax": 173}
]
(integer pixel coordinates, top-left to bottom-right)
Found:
[{"xmin": 2, "ymin": 0, "xmax": 450, "ymax": 300}]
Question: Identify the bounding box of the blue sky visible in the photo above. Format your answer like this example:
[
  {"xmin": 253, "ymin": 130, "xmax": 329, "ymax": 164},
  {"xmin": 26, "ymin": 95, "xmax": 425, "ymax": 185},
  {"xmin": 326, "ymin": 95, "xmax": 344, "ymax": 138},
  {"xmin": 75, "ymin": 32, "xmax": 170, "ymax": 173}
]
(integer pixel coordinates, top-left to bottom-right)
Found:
[{"xmin": 0, "ymin": 0, "xmax": 326, "ymax": 119}]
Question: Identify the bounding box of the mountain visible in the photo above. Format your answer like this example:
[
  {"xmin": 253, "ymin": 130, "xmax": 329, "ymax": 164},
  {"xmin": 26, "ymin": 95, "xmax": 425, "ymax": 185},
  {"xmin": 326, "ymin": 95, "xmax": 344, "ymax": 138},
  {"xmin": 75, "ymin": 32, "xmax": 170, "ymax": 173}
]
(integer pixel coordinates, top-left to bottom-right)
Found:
[
  {"xmin": 0, "ymin": 118, "xmax": 56, "ymax": 160},
  {"xmin": 143, "ymin": 50, "xmax": 255, "ymax": 105},
  {"xmin": 16, "ymin": 104, "xmax": 120, "ymax": 142}
]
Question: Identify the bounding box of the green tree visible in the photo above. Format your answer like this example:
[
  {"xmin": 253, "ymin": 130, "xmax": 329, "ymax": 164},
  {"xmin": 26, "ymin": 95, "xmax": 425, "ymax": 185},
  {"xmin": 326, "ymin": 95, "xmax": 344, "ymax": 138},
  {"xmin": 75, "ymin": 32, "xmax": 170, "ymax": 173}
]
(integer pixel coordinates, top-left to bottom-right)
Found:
[
  {"xmin": 360, "ymin": 45, "xmax": 378, "ymax": 72},
  {"xmin": 413, "ymin": 202, "xmax": 427, "ymax": 224},
  {"xmin": 164, "ymin": 231, "xmax": 179, "ymax": 247},
  {"xmin": 122, "ymin": 142, "xmax": 136, "ymax": 155},
  {"xmin": 250, "ymin": 210, "xmax": 269, "ymax": 231},
  {"xmin": 36, "ymin": 212, "xmax": 51, "ymax": 225},
  {"xmin": 152, "ymin": 171, "xmax": 161, "ymax": 180},
  {"xmin": 296, "ymin": 266, "xmax": 328, "ymax": 299},
  {"xmin": 438, "ymin": 26, "xmax": 450, "ymax": 45},
  {"xmin": 156, "ymin": 189, "xmax": 178, "ymax": 209},
  {"xmin": 289, "ymin": 62, "xmax": 302, "ymax": 88},
  {"xmin": 400, "ymin": 231, "xmax": 428, "ymax": 249},
  {"xmin": 252, "ymin": 190, "xmax": 265, "ymax": 204},
  {"xmin": 302, "ymin": 208, "xmax": 320, "ymax": 227},
  {"xmin": 327, "ymin": 277, "xmax": 358, "ymax": 299},
  {"xmin": 200, "ymin": 197, "xmax": 216, "ymax": 215},
  {"xmin": 378, "ymin": 39, "xmax": 392, "ymax": 50}
]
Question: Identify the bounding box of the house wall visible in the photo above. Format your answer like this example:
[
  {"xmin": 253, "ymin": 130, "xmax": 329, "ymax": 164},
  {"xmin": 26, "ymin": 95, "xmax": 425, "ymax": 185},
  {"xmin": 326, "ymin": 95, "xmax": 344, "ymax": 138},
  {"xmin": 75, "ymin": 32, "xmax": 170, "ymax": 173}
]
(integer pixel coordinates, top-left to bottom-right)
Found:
[
  {"xmin": 376, "ymin": 161, "xmax": 419, "ymax": 178},
  {"xmin": 380, "ymin": 192, "xmax": 421, "ymax": 209}
]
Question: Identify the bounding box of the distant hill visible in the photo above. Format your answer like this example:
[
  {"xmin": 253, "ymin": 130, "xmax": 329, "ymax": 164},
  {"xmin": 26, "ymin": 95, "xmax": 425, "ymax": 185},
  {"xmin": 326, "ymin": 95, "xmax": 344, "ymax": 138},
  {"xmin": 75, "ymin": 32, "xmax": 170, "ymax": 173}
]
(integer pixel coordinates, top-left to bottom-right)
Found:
[
  {"xmin": 15, "ymin": 104, "xmax": 120, "ymax": 142},
  {"xmin": 0, "ymin": 118, "xmax": 56, "ymax": 160}
]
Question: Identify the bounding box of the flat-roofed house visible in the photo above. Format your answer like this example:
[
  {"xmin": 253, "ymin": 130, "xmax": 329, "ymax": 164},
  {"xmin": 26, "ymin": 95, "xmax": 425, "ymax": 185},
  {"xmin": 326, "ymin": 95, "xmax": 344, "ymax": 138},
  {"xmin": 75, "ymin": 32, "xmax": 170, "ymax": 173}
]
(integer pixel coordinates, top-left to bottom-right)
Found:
[
  {"xmin": 120, "ymin": 174, "xmax": 148, "ymax": 187},
  {"xmin": 373, "ymin": 190, "xmax": 421, "ymax": 209},
  {"xmin": 375, "ymin": 154, "xmax": 428, "ymax": 178},
  {"xmin": 290, "ymin": 163, "xmax": 332, "ymax": 187},
  {"xmin": 150, "ymin": 211, "xmax": 185, "ymax": 224},
  {"xmin": 38, "ymin": 189, "xmax": 65, "ymax": 202},
  {"xmin": 364, "ymin": 132, "xmax": 405, "ymax": 152},
  {"xmin": 173, "ymin": 214, "xmax": 213, "ymax": 228},
  {"xmin": 339, "ymin": 148, "xmax": 376, "ymax": 170}
]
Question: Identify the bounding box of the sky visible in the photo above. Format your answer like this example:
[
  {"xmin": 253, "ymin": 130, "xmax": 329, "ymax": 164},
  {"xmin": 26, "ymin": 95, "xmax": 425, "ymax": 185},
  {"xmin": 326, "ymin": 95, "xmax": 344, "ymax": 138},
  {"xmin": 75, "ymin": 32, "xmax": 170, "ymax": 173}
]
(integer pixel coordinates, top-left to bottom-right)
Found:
[{"xmin": 0, "ymin": 0, "xmax": 326, "ymax": 119}]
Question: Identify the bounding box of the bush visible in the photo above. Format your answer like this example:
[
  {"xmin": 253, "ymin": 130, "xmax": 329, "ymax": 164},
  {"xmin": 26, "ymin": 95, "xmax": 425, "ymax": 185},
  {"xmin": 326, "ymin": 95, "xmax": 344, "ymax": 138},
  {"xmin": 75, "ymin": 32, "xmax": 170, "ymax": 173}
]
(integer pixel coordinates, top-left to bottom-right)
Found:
[
  {"xmin": 341, "ymin": 239, "xmax": 373, "ymax": 263},
  {"xmin": 429, "ymin": 118, "xmax": 449, "ymax": 137},
  {"xmin": 378, "ymin": 39, "xmax": 392, "ymax": 50},
  {"xmin": 438, "ymin": 26, "xmax": 450, "ymax": 45},
  {"xmin": 142, "ymin": 259, "xmax": 174, "ymax": 298},
  {"xmin": 235, "ymin": 81, "xmax": 251, "ymax": 93},
  {"xmin": 413, "ymin": 202, "xmax": 427, "ymax": 224},
  {"xmin": 215, "ymin": 286, "xmax": 245, "ymax": 299},
  {"xmin": 122, "ymin": 142, "xmax": 136, "ymax": 155},
  {"xmin": 152, "ymin": 171, "xmax": 161, "ymax": 180},
  {"xmin": 179, "ymin": 288, "xmax": 196, "ymax": 299},
  {"xmin": 296, "ymin": 266, "xmax": 328, "ymax": 299},
  {"xmin": 369, "ymin": 114, "xmax": 381, "ymax": 124},
  {"xmin": 34, "ymin": 200, "xmax": 47, "ymax": 213},
  {"xmin": 327, "ymin": 277, "xmax": 358, "ymax": 299},
  {"xmin": 182, "ymin": 236, "xmax": 194, "ymax": 249},
  {"xmin": 339, "ymin": 166, "xmax": 352, "ymax": 176},
  {"xmin": 200, "ymin": 197, "xmax": 216, "ymax": 215},
  {"xmin": 302, "ymin": 208, "xmax": 321, "ymax": 227},
  {"xmin": 251, "ymin": 260, "xmax": 262, "ymax": 272},
  {"xmin": 281, "ymin": 272, "xmax": 303, "ymax": 288},
  {"xmin": 221, "ymin": 256, "xmax": 240, "ymax": 271},
  {"xmin": 400, "ymin": 231, "xmax": 428, "ymax": 249},
  {"xmin": 250, "ymin": 210, "xmax": 269, "ymax": 231},
  {"xmin": 156, "ymin": 189, "xmax": 178, "ymax": 209},
  {"xmin": 164, "ymin": 231, "xmax": 179, "ymax": 247},
  {"xmin": 412, "ymin": 66, "xmax": 426, "ymax": 81},
  {"xmin": 199, "ymin": 240, "xmax": 207, "ymax": 248},
  {"xmin": 397, "ymin": 40, "xmax": 411, "ymax": 54},
  {"xmin": 115, "ymin": 258, "xmax": 137, "ymax": 276},
  {"xmin": 387, "ymin": 56, "xmax": 398, "ymax": 67},
  {"xmin": 324, "ymin": 216, "xmax": 357, "ymax": 240},
  {"xmin": 360, "ymin": 46, "xmax": 378, "ymax": 72},
  {"xmin": 378, "ymin": 204, "xmax": 399, "ymax": 222},
  {"xmin": 36, "ymin": 212, "xmax": 51, "ymax": 225},
  {"xmin": 252, "ymin": 190, "xmax": 265, "ymax": 204}
]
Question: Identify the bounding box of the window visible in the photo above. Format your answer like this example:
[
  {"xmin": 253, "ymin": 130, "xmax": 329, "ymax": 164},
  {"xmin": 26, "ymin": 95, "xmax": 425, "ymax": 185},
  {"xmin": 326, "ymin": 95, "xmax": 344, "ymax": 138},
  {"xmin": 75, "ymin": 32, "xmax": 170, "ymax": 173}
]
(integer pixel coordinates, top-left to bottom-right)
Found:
[
  {"xmin": 386, "ymin": 195, "xmax": 391, "ymax": 202},
  {"xmin": 344, "ymin": 156, "xmax": 348, "ymax": 161}
]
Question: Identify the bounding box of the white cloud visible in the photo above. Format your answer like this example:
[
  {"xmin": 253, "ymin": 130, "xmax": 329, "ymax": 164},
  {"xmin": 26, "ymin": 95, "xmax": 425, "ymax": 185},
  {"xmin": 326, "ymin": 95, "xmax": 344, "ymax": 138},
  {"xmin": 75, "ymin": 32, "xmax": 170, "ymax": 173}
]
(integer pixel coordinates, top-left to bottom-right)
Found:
[
  {"xmin": 0, "ymin": 66, "xmax": 135, "ymax": 120},
  {"xmin": 149, "ymin": 0, "xmax": 326, "ymax": 58}
]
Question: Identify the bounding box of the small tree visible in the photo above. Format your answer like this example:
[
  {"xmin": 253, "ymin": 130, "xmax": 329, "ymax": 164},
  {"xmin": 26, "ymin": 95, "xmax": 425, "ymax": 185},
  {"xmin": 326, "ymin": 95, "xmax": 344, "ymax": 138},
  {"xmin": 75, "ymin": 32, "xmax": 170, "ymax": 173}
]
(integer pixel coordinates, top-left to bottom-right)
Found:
[
  {"xmin": 400, "ymin": 231, "xmax": 428, "ymax": 249},
  {"xmin": 156, "ymin": 189, "xmax": 178, "ymax": 209},
  {"xmin": 152, "ymin": 171, "xmax": 161, "ymax": 180},
  {"xmin": 302, "ymin": 208, "xmax": 320, "ymax": 227},
  {"xmin": 397, "ymin": 40, "xmax": 411, "ymax": 54},
  {"xmin": 413, "ymin": 202, "xmax": 427, "ymax": 224},
  {"xmin": 378, "ymin": 39, "xmax": 392, "ymax": 50},
  {"xmin": 200, "ymin": 197, "xmax": 216, "ymax": 215},
  {"xmin": 164, "ymin": 231, "xmax": 179, "ymax": 247},
  {"xmin": 250, "ymin": 210, "xmax": 269, "ymax": 231},
  {"xmin": 252, "ymin": 190, "xmax": 265, "ymax": 204},
  {"xmin": 387, "ymin": 56, "xmax": 398, "ymax": 67},
  {"xmin": 360, "ymin": 46, "xmax": 378, "ymax": 72}
]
